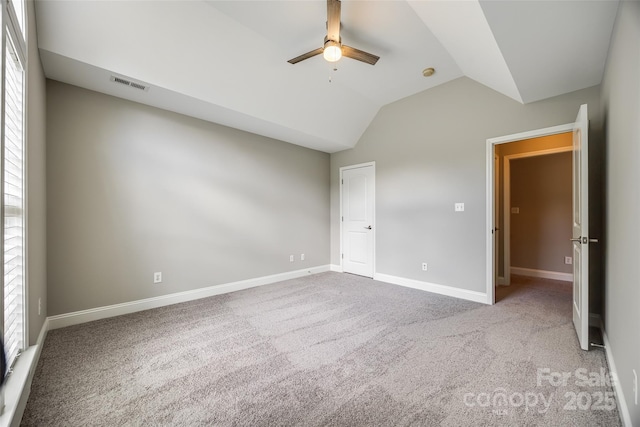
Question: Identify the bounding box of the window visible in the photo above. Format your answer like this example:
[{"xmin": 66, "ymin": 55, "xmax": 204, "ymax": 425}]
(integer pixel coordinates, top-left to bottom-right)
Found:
[
  {"xmin": 3, "ymin": 33, "xmax": 25, "ymax": 369},
  {"xmin": 2, "ymin": 0, "xmax": 26, "ymax": 372},
  {"xmin": 8, "ymin": 0, "xmax": 25, "ymax": 39}
]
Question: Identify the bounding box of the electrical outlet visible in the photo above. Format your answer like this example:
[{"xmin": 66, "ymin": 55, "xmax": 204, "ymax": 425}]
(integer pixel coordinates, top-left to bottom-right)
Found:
[
  {"xmin": 454, "ymin": 203, "xmax": 464, "ymax": 212},
  {"xmin": 153, "ymin": 272, "xmax": 162, "ymax": 283},
  {"xmin": 300, "ymin": 254, "xmax": 305, "ymax": 261},
  {"xmin": 422, "ymin": 263, "xmax": 428, "ymax": 271},
  {"xmin": 565, "ymin": 256, "xmax": 573, "ymax": 265},
  {"xmin": 289, "ymin": 255, "xmax": 294, "ymax": 262},
  {"xmin": 511, "ymin": 207, "xmax": 520, "ymax": 214},
  {"xmin": 633, "ymin": 369, "xmax": 637, "ymax": 405},
  {"xmin": 38, "ymin": 298, "xmax": 41, "ymax": 316}
]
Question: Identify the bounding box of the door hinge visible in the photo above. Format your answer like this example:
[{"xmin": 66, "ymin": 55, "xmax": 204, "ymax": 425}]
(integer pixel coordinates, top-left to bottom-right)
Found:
[
  {"xmin": 341, "ymin": 253, "xmax": 344, "ymax": 259},
  {"xmin": 341, "ymin": 216, "xmax": 343, "ymax": 222},
  {"xmin": 341, "ymin": 179, "xmax": 344, "ymax": 185}
]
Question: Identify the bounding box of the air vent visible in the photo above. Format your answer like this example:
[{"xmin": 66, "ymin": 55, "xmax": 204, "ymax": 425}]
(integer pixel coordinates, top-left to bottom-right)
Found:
[{"xmin": 110, "ymin": 75, "xmax": 149, "ymax": 92}]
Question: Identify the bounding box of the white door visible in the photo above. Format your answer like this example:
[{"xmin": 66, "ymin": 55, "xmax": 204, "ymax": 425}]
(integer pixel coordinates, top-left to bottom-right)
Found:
[
  {"xmin": 572, "ymin": 104, "xmax": 590, "ymax": 351},
  {"xmin": 341, "ymin": 165, "xmax": 374, "ymax": 277}
]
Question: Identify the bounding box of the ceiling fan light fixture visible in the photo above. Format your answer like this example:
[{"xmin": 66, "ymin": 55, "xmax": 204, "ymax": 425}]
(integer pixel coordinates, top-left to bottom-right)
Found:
[{"xmin": 323, "ymin": 40, "xmax": 342, "ymax": 62}]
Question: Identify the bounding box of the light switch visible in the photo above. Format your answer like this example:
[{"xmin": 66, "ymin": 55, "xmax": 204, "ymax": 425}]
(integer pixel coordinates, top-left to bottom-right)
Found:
[{"xmin": 455, "ymin": 203, "xmax": 464, "ymax": 212}]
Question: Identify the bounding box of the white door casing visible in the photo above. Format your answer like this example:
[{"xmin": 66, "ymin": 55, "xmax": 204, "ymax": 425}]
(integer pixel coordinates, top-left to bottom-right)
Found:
[
  {"xmin": 340, "ymin": 163, "xmax": 375, "ymax": 278},
  {"xmin": 486, "ymin": 122, "xmax": 574, "ymax": 305},
  {"xmin": 572, "ymin": 104, "xmax": 590, "ymax": 351}
]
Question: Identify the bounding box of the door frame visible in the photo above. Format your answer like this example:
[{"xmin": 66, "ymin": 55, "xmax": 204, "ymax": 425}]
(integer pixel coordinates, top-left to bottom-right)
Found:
[
  {"xmin": 485, "ymin": 123, "xmax": 573, "ymax": 304},
  {"xmin": 339, "ymin": 162, "xmax": 376, "ymax": 275},
  {"xmin": 501, "ymin": 146, "xmax": 573, "ymax": 286}
]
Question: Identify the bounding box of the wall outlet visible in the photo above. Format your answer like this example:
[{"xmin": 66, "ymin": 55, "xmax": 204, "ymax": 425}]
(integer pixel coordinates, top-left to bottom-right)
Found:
[
  {"xmin": 511, "ymin": 207, "xmax": 520, "ymax": 214},
  {"xmin": 153, "ymin": 272, "xmax": 162, "ymax": 283},
  {"xmin": 289, "ymin": 255, "xmax": 294, "ymax": 262},
  {"xmin": 633, "ymin": 369, "xmax": 637, "ymax": 405},
  {"xmin": 422, "ymin": 262, "xmax": 428, "ymax": 271},
  {"xmin": 38, "ymin": 298, "xmax": 41, "ymax": 316},
  {"xmin": 300, "ymin": 254, "xmax": 305, "ymax": 261},
  {"xmin": 564, "ymin": 256, "xmax": 573, "ymax": 265},
  {"xmin": 454, "ymin": 203, "xmax": 464, "ymax": 212}
]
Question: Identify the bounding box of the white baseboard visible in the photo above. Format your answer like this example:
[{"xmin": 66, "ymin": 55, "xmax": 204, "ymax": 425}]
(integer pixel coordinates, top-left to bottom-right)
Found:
[
  {"xmin": 48, "ymin": 265, "xmax": 330, "ymax": 330},
  {"xmin": 0, "ymin": 318, "xmax": 49, "ymax": 427},
  {"xmin": 510, "ymin": 267, "xmax": 573, "ymax": 282},
  {"xmin": 602, "ymin": 327, "xmax": 632, "ymax": 427},
  {"xmin": 374, "ymin": 273, "xmax": 489, "ymax": 304},
  {"xmin": 330, "ymin": 264, "xmax": 342, "ymax": 272}
]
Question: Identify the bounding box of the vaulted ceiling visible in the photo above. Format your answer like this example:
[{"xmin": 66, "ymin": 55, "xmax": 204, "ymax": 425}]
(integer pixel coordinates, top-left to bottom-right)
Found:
[{"xmin": 35, "ymin": 0, "xmax": 619, "ymax": 153}]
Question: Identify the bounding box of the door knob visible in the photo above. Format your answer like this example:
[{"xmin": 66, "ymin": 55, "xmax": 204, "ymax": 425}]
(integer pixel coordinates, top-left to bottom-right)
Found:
[
  {"xmin": 571, "ymin": 237, "xmax": 599, "ymax": 244},
  {"xmin": 364, "ymin": 225, "xmax": 372, "ymax": 230}
]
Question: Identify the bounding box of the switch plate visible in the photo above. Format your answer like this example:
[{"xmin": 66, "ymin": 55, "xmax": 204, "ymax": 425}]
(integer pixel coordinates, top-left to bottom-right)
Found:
[
  {"xmin": 564, "ymin": 256, "xmax": 573, "ymax": 265},
  {"xmin": 511, "ymin": 207, "xmax": 520, "ymax": 214},
  {"xmin": 422, "ymin": 263, "xmax": 428, "ymax": 271},
  {"xmin": 289, "ymin": 255, "xmax": 294, "ymax": 262},
  {"xmin": 153, "ymin": 272, "xmax": 162, "ymax": 283},
  {"xmin": 300, "ymin": 254, "xmax": 305, "ymax": 261},
  {"xmin": 454, "ymin": 203, "xmax": 464, "ymax": 212}
]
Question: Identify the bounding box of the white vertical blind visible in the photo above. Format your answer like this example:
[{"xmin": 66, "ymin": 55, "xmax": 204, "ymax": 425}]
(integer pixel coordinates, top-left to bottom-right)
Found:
[{"xmin": 3, "ymin": 34, "xmax": 24, "ymax": 369}]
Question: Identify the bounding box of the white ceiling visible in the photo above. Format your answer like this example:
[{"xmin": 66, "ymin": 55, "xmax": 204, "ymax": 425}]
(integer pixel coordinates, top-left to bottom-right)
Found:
[{"xmin": 35, "ymin": 0, "xmax": 619, "ymax": 153}]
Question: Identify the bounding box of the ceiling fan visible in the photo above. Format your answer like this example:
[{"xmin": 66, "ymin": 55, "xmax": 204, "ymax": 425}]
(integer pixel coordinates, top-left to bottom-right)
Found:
[{"xmin": 287, "ymin": 0, "xmax": 380, "ymax": 66}]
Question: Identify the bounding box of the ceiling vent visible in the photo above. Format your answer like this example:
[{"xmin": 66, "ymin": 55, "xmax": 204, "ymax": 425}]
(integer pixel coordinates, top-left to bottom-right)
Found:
[{"xmin": 110, "ymin": 75, "xmax": 149, "ymax": 92}]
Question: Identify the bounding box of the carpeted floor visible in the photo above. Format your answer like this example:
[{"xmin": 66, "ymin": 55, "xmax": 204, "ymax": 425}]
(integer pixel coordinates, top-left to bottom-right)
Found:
[{"xmin": 22, "ymin": 272, "xmax": 621, "ymax": 426}]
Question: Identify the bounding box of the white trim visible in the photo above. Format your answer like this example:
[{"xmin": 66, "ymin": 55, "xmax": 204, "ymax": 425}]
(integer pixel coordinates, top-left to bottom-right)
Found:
[
  {"xmin": 486, "ymin": 123, "xmax": 573, "ymax": 305},
  {"xmin": 502, "ymin": 146, "xmax": 573, "ymax": 285},
  {"xmin": 510, "ymin": 267, "xmax": 573, "ymax": 282},
  {"xmin": 48, "ymin": 266, "xmax": 330, "ymax": 330},
  {"xmin": 339, "ymin": 162, "xmax": 375, "ymax": 278},
  {"xmin": 0, "ymin": 318, "xmax": 49, "ymax": 427},
  {"xmin": 488, "ymin": 123, "xmax": 574, "ymax": 145},
  {"xmin": 374, "ymin": 272, "xmax": 489, "ymax": 304},
  {"xmin": 497, "ymin": 276, "xmax": 507, "ymax": 286},
  {"xmin": 329, "ymin": 264, "xmax": 342, "ymax": 272},
  {"xmin": 602, "ymin": 327, "xmax": 633, "ymax": 427},
  {"xmin": 485, "ymin": 141, "xmax": 495, "ymax": 303}
]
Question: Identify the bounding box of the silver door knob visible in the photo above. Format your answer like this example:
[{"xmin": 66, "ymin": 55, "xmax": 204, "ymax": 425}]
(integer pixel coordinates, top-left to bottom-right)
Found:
[
  {"xmin": 570, "ymin": 237, "xmax": 582, "ymax": 243},
  {"xmin": 364, "ymin": 225, "xmax": 372, "ymax": 230}
]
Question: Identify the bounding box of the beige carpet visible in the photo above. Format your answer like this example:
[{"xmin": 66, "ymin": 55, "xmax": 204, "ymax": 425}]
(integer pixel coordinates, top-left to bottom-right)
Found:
[{"xmin": 22, "ymin": 272, "xmax": 620, "ymax": 426}]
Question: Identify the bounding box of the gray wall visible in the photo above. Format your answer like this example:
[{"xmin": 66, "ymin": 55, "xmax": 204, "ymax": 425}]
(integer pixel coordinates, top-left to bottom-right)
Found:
[
  {"xmin": 27, "ymin": 0, "xmax": 47, "ymax": 344},
  {"xmin": 510, "ymin": 152, "xmax": 572, "ymax": 274},
  {"xmin": 600, "ymin": 0, "xmax": 640, "ymax": 423},
  {"xmin": 47, "ymin": 81, "xmax": 329, "ymax": 315},
  {"xmin": 330, "ymin": 77, "xmax": 601, "ymax": 294}
]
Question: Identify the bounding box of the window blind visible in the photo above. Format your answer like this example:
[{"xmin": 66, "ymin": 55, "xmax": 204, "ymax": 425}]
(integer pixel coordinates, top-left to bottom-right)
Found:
[{"xmin": 3, "ymin": 35, "xmax": 24, "ymax": 369}]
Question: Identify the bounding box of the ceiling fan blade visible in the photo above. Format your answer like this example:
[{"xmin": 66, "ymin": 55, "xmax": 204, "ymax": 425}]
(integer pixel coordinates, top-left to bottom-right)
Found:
[
  {"xmin": 342, "ymin": 45, "xmax": 380, "ymax": 65},
  {"xmin": 327, "ymin": 0, "xmax": 341, "ymax": 42},
  {"xmin": 287, "ymin": 47, "xmax": 324, "ymax": 64}
]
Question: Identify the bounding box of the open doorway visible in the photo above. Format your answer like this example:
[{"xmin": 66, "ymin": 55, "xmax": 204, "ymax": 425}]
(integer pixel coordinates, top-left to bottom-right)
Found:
[
  {"xmin": 495, "ymin": 133, "xmax": 573, "ymax": 296},
  {"xmin": 485, "ymin": 121, "xmax": 574, "ymax": 306},
  {"xmin": 486, "ymin": 105, "xmax": 592, "ymax": 351}
]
